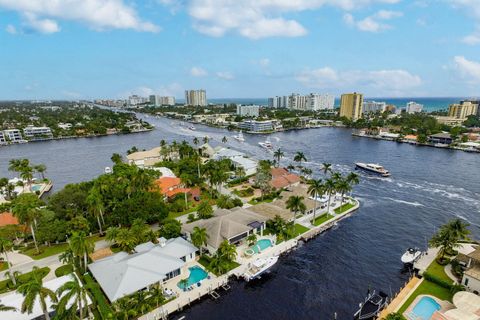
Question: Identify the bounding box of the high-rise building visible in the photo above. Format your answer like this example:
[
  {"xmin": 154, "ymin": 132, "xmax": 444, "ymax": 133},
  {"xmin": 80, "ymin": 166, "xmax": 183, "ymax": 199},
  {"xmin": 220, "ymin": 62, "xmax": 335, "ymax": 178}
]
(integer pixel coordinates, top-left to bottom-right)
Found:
[
  {"xmin": 306, "ymin": 93, "xmax": 335, "ymax": 110},
  {"xmin": 288, "ymin": 93, "xmax": 307, "ymax": 110},
  {"xmin": 185, "ymin": 90, "xmax": 207, "ymax": 106},
  {"xmin": 362, "ymin": 101, "xmax": 387, "ymax": 114},
  {"xmin": 448, "ymin": 101, "xmax": 479, "ymax": 119},
  {"xmin": 406, "ymin": 101, "xmax": 423, "ymax": 114},
  {"xmin": 128, "ymin": 95, "xmax": 146, "ymax": 106},
  {"xmin": 237, "ymin": 105, "xmax": 260, "ymax": 117},
  {"xmin": 149, "ymin": 95, "xmax": 176, "ymax": 106},
  {"xmin": 340, "ymin": 93, "xmax": 363, "ymax": 121}
]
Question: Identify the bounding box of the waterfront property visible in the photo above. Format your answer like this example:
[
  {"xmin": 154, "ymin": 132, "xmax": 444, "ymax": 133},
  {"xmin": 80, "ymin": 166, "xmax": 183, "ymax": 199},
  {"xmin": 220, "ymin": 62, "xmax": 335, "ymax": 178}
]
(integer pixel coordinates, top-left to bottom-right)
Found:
[
  {"xmin": 0, "ymin": 274, "xmax": 91, "ymax": 320},
  {"xmin": 88, "ymin": 237, "xmax": 197, "ymax": 302},
  {"xmin": 126, "ymin": 146, "xmax": 165, "ymax": 168},
  {"xmin": 155, "ymin": 176, "xmax": 191, "ymax": 199},
  {"xmin": 182, "ymin": 208, "xmax": 267, "ymax": 253},
  {"xmin": 238, "ymin": 120, "xmax": 274, "ymax": 133},
  {"xmin": 459, "ymin": 246, "xmax": 480, "ymax": 294},
  {"xmin": 213, "ymin": 147, "xmax": 258, "ymax": 176},
  {"xmin": 269, "ymin": 167, "xmax": 301, "ymax": 189},
  {"xmin": 340, "ymin": 92, "xmax": 363, "ymax": 121},
  {"xmin": 428, "ymin": 132, "xmax": 453, "ymax": 145},
  {"xmin": 23, "ymin": 125, "xmax": 53, "ymax": 140}
]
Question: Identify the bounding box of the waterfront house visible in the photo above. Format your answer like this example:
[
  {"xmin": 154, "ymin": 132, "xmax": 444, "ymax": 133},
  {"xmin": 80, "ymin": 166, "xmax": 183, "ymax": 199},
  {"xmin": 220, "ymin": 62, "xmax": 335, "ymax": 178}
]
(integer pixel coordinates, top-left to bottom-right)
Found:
[
  {"xmin": 0, "ymin": 131, "xmax": 6, "ymax": 145},
  {"xmin": 88, "ymin": 237, "xmax": 197, "ymax": 302},
  {"xmin": 0, "ymin": 274, "xmax": 91, "ymax": 320},
  {"xmin": 403, "ymin": 134, "xmax": 418, "ymax": 143},
  {"xmin": 3, "ymin": 129, "xmax": 24, "ymax": 143},
  {"xmin": 460, "ymin": 246, "xmax": 480, "ymax": 294},
  {"xmin": 238, "ymin": 120, "xmax": 274, "ymax": 132},
  {"xmin": 213, "ymin": 147, "xmax": 258, "ymax": 176},
  {"xmin": 155, "ymin": 176, "xmax": 191, "ymax": 199},
  {"xmin": 269, "ymin": 168, "xmax": 301, "ymax": 189},
  {"xmin": 127, "ymin": 146, "xmax": 164, "ymax": 168},
  {"xmin": 182, "ymin": 208, "xmax": 267, "ymax": 254},
  {"xmin": 23, "ymin": 125, "xmax": 53, "ymax": 140},
  {"xmin": 428, "ymin": 132, "xmax": 453, "ymax": 145}
]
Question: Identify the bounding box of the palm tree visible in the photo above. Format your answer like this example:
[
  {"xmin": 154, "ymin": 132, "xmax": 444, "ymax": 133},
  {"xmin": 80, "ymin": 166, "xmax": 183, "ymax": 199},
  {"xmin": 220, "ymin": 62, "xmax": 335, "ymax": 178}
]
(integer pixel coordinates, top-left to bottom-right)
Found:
[
  {"xmin": 336, "ymin": 178, "xmax": 351, "ymax": 206},
  {"xmin": 203, "ymin": 136, "xmax": 209, "ymax": 144},
  {"xmin": 293, "ymin": 152, "xmax": 307, "ymax": 168},
  {"xmin": 324, "ymin": 179, "xmax": 336, "ymax": 217},
  {"xmin": 429, "ymin": 227, "xmax": 461, "ymax": 261},
  {"xmin": 218, "ymin": 240, "xmax": 237, "ymax": 262},
  {"xmin": 86, "ymin": 187, "xmax": 105, "ymax": 235},
  {"xmin": 17, "ymin": 267, "xmax": 57, "ymax": 320},
  {"xmin": 34, "ymin": 164, "xmax": 47, "ymax": 180},
  {"xmin": 20, "ymin": 166, "xmax": 34, "ymax": 192},
  {"xmin": 110, "ymin": 153, "xmax": 122, "ymax": 164},
  {"xmin": 105, "ymin": 226, "xmax": 120, "ymax": 243},
  {"xmin": 273, "ymin": 148, "xmax": 284, "ymax": 168},
  {"xmin": 196, "ymin": 201, "xmax": 213, "ymax": 219},
  {"xmin": 0, "ymin": 238, "xmax": 16, "ymax": 285},
  {"xmin": 307, "ymin": 179, "xmax": 324, "ymax": 223},
  {"xmin": 56, "ymin": 274, "xmax": 89, "ymax": 320},
  {"xmin": 286, "ymin": 195, "xmax": 306, "ymax": 223},
  {"xmin": 235, "ymin": 166, "xmax": 246, "ymax": 179},
  {"xmin": 446, "ymin": 219, "xmax": 471, "ymax": 242},
  {"xmin": 222, "ymin": 136, "xmax": 228, "ymax": 143},
  {"xmin": 193, "ymin": 137, "xmax": 199, "ymax": 146},
  {"xmin": 69, "ymin": 232, "xmax": 94, "ymax": 272},
  {"xmin": 247, "ymin": 233, "xmax": 257, "ymax": 246},
  {"xmin": 321, "ymin": 163, "xmax": 332, "ymax": 176},
  {"xmin": 191, "ymin": 226, "xmax": 209, "ymax": 255},
  {"xmin": 0, "ymin": 301, "xmax": 15, "ymax": 311},
  {"xmin": 11, "ymin": 193, "xmax": 42, "ymax": 253}
]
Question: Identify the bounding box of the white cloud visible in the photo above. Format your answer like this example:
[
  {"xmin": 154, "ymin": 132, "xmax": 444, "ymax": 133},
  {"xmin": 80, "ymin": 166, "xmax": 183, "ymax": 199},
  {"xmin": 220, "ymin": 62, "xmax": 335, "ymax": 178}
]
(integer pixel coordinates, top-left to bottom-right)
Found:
[
  {"xmin": 259, "ymin": 58, "xmax": 270, "ymax": 67},
  {"xmin": 453, "ymin": 56, "xmax": 480, "ymax": 83},
  {"xmin": 183, "ymin": 0, "xmax": 400, "ymax": 39},
  {"xmin": 124, "ymin": 83, "xmax": 184, "ymax": 98},
  {"xmin": 0, "ymin": 0, "xmax": 159, "ymax": 33},
  {"xmin": 5, "ymin": 24, "xmax": 17, "ymax": 34},
  {"xmin": 449, "ymin": 0, "xmax": 480, "ymax": 45},
  {"xmin": 462, "ymin": 27, "xmax": 480, "ymax": 45},
  {"xmin": 344, "ymin": 10, "xmax": 403, "ymax": 32},
  {"xmin": 296, "ymin": 67, "xmax": 422, "ymax": 96},
  {"xmin": 190, "ymin": 67, "xmax": 208, "ymax": 77},
  {"xmin": 216, "ymin": 71, "xmax": 234, "ymax": 80}
]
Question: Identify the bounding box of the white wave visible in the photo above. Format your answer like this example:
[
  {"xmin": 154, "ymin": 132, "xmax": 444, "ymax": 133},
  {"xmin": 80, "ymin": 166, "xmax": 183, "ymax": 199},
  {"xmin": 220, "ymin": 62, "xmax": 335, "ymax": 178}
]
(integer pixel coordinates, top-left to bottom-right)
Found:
[{"xmin": 383, "ymin": 197, "xmax": 425, "ymax": 207}]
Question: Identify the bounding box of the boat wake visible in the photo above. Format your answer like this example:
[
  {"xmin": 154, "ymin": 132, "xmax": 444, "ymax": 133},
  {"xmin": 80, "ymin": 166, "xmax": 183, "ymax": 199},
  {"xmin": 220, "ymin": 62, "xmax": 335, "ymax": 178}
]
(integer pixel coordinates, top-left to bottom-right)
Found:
[{"xmin": 383, "ymin": 197, "xmax": 425, "ymax": 207}]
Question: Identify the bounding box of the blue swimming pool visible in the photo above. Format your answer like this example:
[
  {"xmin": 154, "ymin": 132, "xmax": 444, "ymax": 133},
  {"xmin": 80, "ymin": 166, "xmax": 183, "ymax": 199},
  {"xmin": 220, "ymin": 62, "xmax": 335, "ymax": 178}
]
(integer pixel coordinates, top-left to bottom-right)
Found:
[
  {"xmin": 251, "ymin": 239, "xmax": 272, "ymax": 254},
  {"xmin": 31, "ymin": 185, "xmax": 41, "ymax": 192},
  {"xmin": 410, "ymin": 296, "xmax": 441, "ymax": 320},
  {"xmin": 177, "ymin": 266, "xmax": 208, "ymax": 290}
]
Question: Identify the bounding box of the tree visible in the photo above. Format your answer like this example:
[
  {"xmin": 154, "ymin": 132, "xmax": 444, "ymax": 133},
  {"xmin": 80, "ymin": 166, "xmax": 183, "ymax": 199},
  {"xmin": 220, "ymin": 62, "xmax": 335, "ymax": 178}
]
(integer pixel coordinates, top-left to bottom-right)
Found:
[
  {"xmin": 293, "ymin": 152, "xmax": 307, "ymax": 168},
  {"xmin": 335, "ymin": 178, "xmax": 351, "ymax": 206},
  {"xmin": 324, "ymin": 179, "xmax": 336, "ymax": 217},
  {"xmin": 69, "ymin": 231, "xmax": 94, "ymax": 272},
  {"xmin": 247, "ymin": 233, "xmax": 257, "ymax": 246},
  {"xmin": 0, "ymin": 238, "xmax": 16, "ymax": 285},
  {"xmin": 56, "ymin": 275, "xmax": 90, "ymax": 320},
  {"xmin": 159, "ymin": 219, "xmax": 181, "ymax": 239},
  {"xmin": 34, "ymin": 164, "xmax": 47, "ymax": 180},
  {"xmin": 20, "ymin": 166, "xmax": 34, "ymax": 192},
  {"xmin": 111, "ymin": 153, "xmax": 122, "ymax": 164},
  {"xmin": 217, "ymin": 194, "xmax": 236, "ymax": 209},
  {"xmin": 191, "ymin": 226, "xmax": 209, "ymax": 255},
  {"xmin": 86, "ymin": 186, "xmax": 105, "ymax": 235},
  {"xmin": 429, "ymin": 227, "xmax": 460, "ymax": 261},
  {"xmin": 235, "ymin": 166, "xmax": 246, "ymax": 179},
  {"xmin": 273, "ymin": 148, "xmax": 284, "ymax": 167},
  {"xmin": 0, "ymin": 301, "xmax": 15, "ymax": 311},
  {"xmin": 321, "ymin": 163, "xmax": 332, "ymax": 176},
  {"xmin": 218, "ymin": 240, "xmax": 237, "ymax": 262},
  {"xmin": 196, "ymin": 201, "xmax": 213, "ymax": 219},
  {"xmin": 446, "ymin": 218, "xmax": 470, "ymax": 243},
  {"xmin": 202, "ymin": 136, "xmax": 209, "ymax": 144},
  {"xmin": 17, "ymin": 267, "xmax": 57, "ymax": 320},
  {"xmin": 385, "ymin": 313, "xmax": 406, "ymax": 320},
  {"xmin": 11, "ymin": 193, "xmax": 43, "ymax": 253},
  {"xmin": 307, "ymin": 179, "xmax": 324, "ymax": 223},
  {"xmin": 286, "ymin": 195, "xmax": 306, "ymax": 224}
]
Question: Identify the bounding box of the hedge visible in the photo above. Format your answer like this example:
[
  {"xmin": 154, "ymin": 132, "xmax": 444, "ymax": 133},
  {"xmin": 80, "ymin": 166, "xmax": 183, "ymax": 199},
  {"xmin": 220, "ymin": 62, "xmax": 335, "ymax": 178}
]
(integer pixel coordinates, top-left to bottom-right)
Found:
[
  {"xmin": 55, "ymin": 265, "xmax": 74, "ymax": 277},
  {"xmin": 0, "ymin": 267, "xmax": 50, "ymax": 293},
  {"xmin": 83, "ymin": 274, "xmax": 115, "ymax": 319},
  {"xmin": 423, "ymin": 272, "xmax": 454, "ymax": 290}
]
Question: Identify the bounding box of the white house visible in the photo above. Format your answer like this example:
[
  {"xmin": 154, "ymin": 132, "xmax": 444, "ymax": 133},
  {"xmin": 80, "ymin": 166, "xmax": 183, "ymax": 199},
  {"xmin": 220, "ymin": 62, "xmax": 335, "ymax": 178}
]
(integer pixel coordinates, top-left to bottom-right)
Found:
[
  {"xmin": 88, "ymin": 237, "xmax": 197, "ymax": 302},
  {"xmin": 213, "ymin": 147, "xmax": 258, "ymax": 176}
]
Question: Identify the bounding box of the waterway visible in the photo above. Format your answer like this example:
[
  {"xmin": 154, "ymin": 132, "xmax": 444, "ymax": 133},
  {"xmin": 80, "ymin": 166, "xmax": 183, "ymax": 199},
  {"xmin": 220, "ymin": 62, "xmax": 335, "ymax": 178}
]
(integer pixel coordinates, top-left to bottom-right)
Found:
[{"xmin": 1, "ymin": 115, "xmax": 479, "ymax": 319}]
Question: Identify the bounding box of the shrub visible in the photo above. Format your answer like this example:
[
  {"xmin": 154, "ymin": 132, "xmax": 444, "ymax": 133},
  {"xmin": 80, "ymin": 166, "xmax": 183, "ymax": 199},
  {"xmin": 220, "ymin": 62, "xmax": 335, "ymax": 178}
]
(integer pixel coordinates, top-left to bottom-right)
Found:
[
  {"xmin": 83, "ymin": 274, "xmax": 115, "ymax": 319},
  {"xmin": 436, "ymin": 257, "xmax": 451, "ymax": 266},
  {"xmin": 423, "ymin": 272, "xmax": 453, "ymax": 290},
  {"xmin": 55, "ymin": 264, "xmax": 74, "ymax": 277}
]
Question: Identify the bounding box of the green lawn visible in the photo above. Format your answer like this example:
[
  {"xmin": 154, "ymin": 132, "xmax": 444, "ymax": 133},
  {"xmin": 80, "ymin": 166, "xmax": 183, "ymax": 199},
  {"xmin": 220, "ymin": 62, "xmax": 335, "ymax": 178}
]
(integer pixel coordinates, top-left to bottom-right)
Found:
[
  {"xmin": 198, "ymin": 256, "xmax": 241, "ymax": 276},
  {"xmin": 248, "ymin": 198, "xmax": 274, "ymax": 205},
  {"xmin": 21, "ymin": 243, "xmax": 70, "ymax": 260},
  {"xmin": 0, "ymin": 267, "xmax": 50, "ymax": 294},
  {"xmin": 312, "ymin": 213, "xmax": 335, "ymax": 226},
  {"xmin": 397, "ymin": 279, "xmax": 453, "ymax": 315},
  {"xmin": 334, "ymin": 202, "xmax": 355, "ymax": 214},
  {"xmin": 293, "ymin": 223, "xmax": 310, "ymax": 236},
  {"xmin": 426, "ymin": 260, "xmax": 453, "ymax": 284}
]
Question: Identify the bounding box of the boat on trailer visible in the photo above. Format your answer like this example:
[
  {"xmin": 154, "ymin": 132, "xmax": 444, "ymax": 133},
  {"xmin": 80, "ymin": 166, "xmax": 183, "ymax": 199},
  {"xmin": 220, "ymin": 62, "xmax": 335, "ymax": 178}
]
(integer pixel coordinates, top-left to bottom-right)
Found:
[
  {"xmin": 353, "ymin": 289, "xmax": 389, "ymax": 320},
  {"xmin": 243, "ymin": 256, "xmax": 279, "ymax": 282}
]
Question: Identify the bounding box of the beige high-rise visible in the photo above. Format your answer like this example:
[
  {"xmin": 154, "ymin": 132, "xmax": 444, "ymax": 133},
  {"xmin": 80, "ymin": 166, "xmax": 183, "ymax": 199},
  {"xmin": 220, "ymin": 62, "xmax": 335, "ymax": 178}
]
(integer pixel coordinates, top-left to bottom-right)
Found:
[
  {"xmin": 448, "ymin": 101, "xmax": 478, "ymax": 119},
  {"xmin": 340, "ymin": 93, "xmax": 363, "ymax": 121}
]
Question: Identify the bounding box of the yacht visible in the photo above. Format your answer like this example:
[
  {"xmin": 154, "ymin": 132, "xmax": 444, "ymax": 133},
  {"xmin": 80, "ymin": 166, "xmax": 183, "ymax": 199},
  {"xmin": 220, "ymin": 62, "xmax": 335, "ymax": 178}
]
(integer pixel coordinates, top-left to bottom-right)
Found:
[
  {"xmin": 355, "ymin": 163, "xmax": 391, "ymax": 177},
  {"xmin": 401, "ymin": 247, "xmax": 422, "ymax": 265},
  {"xmin": 233, "ymin": 131, "xmax": 245, "ymax": 142},
  {"xmin": 243, "ymin": 256, "xmax": 279, "ymax": 282},
  {"xmin": 104, "ymin": 167, "xmax": 112, "ymax": 174},
  {"xmin": 258, "ymin": 138, "xmax": 273, "ymax": 150},
  {"xmin": 353, "ymin": 290, "xmax": 389, "ymax": 320},
  {"xmin": 188, "ymin": 125, "xmax": 196, "ymax": 131}
]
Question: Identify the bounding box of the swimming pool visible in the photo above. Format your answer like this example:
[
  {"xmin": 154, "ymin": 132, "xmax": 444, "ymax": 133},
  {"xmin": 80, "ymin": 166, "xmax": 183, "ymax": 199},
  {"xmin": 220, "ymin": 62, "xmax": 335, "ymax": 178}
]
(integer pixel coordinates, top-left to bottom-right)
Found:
[
  {"xmin": 251, "ymin": 239, "xmax": 272, "ymax": 253},
  {"xmin": 177, "ymin": 266, "xmax": 208, "ymax": 290},
  {"xmin": 410, "ymin": 296, "xmax": 441, "ymax": 320},
  {"xmin": 31, "ymin": 185, "xmax": 41, "ymax": 192}
]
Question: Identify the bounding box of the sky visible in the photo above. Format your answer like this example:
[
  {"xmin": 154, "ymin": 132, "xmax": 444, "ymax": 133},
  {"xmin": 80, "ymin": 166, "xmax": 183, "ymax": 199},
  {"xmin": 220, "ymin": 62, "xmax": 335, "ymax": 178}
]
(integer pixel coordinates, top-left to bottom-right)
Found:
[{"xmin": 0, "ymin": 0, "xmax": 480, "ymax": 100}]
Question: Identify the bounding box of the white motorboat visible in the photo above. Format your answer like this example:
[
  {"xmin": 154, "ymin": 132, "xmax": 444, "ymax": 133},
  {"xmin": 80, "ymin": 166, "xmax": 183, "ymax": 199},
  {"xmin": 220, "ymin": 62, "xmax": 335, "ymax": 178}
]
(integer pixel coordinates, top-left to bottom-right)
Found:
[
  {"xmin": 355, "ymin": 163, "xmax": 391, "ymax": 177},
  {"xmin": 243, "ymin": 256, "xmax": 279, "ymax": 282},
  {"xmin": 188, "ymin": 125, "xmax": 196, "ymax": 131},
  {"xmin": 104, "ymin": 167, "xmax": 112, "ymax": 174},
  {"xmin": 401, "ymin": 247, "xmax": 422, "ymax": 264},
  {"xmin": 258, "ymin": 138, "xmax": 273, "ymax": 150},
  {"xmin": 233, "ymin": 131, "xmax": 245, "ymax": 142}
]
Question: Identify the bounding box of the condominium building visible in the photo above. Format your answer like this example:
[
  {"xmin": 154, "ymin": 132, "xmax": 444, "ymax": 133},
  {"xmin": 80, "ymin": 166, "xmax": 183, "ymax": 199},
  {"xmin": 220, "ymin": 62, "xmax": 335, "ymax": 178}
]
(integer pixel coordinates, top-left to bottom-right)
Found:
[
  {"xmin": 128, "ymin": 95, "xmax": 147, "ymax": 106},
  {"xmin": 0, "ymin": 131, "xmax": 6, "ymax": 145},
  {"xmin": 149, "ymin": 95, "xmax": 176, "ymax": 107},
  {"xmin": 363, "ymin": 101, "xmax": 387, "ymax": 114},
  {"xmin": 239, "ymin": 120, "xmax": 273, "ymax": 132},
  {"xmin": 23, "ymin": 126, "xmax": 53, "ymax": 140},
  {"xmin": 339, "ymin": 93, "xmax": 364, "ymax": 121},
  {"xmin": 288, "ymin": 93, "xmax": 308, "ymax": 110},
  {"xmin": 237, "ymin": 105, "xmax": 260, "ymax": 117},
  {"xmin": 268, "ymin": 96, "xmax": 288, "ymax": 108},
  {"xmin": 406, "ymin": 101, "xmax": 423, "ymax": 114},
  {"xmin": 3, "ymin": 129, "xmax": 23, "ymax": 142},
  {"xmin": 306, "ymin": 93, "xmax": 335, "ymax": 110},
  {"xmin": 185, "ymin": 90, "xmax": 207, "ymax": 106},
  {"xmin": 448, "ymin": 101, "xmax": 479, "ymax": 119}
]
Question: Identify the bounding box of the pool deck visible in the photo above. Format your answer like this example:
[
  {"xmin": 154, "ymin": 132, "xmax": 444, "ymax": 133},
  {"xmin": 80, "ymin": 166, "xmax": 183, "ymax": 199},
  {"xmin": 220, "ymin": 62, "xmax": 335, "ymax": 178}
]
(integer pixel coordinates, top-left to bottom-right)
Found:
[
  {"xmin": 379, "ymin": 276, "xmax": 422, "ymax": 319},
  {"xmin": 402, "ymin": 295, "xmax": 453, "ymax": 320},
  {"xmin": 414, "ymin": 247, "xmax": 440, "ymax": 275}
]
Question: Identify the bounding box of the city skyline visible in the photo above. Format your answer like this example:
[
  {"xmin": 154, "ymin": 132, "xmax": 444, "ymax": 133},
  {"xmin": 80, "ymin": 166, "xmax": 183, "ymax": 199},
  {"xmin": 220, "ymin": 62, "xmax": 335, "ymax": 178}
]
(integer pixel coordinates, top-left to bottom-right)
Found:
[{"xmin": 1, "ymin": 0, "xmax": 480, "ymax": 99}]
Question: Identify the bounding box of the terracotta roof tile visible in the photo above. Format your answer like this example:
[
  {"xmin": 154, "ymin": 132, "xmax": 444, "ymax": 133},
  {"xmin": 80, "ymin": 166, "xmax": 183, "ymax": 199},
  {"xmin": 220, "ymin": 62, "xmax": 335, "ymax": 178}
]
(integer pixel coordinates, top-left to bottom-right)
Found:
[{"xmin": 0, "ymin": 212, "xmax": 19, "ymax": 227}]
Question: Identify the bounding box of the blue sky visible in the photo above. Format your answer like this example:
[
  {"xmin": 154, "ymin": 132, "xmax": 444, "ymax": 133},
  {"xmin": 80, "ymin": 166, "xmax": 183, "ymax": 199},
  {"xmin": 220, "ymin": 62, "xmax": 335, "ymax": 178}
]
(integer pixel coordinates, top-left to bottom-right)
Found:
[{"xmin": 1, "ymin": 0, "xmax": 480, "ymax": 100}]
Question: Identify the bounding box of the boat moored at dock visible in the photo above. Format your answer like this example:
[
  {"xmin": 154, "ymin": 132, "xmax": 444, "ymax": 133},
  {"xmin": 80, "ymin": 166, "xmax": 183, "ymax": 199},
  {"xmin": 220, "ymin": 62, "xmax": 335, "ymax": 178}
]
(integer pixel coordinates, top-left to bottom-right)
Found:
[
  {"xmin": 353, "ymin": 289, "xmax": 389, "ymax": 320},
  {"xmin": 401, "ymin": 247, "xmax": 422, "ymax": 265},
  {"xmin": 243, "ymin": 256, "xmax": 279, "ymax": 282}
]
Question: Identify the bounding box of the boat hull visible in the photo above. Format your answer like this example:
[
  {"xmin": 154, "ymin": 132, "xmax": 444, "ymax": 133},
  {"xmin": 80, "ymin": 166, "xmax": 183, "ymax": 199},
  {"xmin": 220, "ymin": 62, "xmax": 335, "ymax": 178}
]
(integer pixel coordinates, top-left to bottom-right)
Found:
[{"xmin": 355, "ymin": 163, "xmax": 390, "ymax": 177}]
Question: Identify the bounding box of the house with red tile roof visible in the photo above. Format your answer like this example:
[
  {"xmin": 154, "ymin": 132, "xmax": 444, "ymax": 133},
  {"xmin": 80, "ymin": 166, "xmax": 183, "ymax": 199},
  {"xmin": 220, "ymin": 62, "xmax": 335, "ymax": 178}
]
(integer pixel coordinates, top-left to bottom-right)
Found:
[
  {"xmin": 155, "ymin": 177, "xmax": 191, "ymax": 199},
  {"xmin": 269, "ymin": 168, "xmax": 301, "ymax": 189},
  {"xmin": 0, "ymin": 212, "xmax": 20, "ymax": 227}
]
